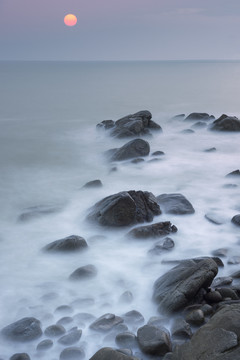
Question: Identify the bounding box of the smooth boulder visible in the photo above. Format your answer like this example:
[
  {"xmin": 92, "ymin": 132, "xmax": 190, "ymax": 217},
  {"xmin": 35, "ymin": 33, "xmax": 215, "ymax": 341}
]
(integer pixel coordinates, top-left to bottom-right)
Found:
[
  {"xmin": 1, "ymin": 317, "xmax": 42, "ymax": 342},
  {"xmin": 185, "ymin": 113, "xmax": 214, "ymax": 121},
  {"xmin": 87, "ymin": 190, "xmax": 161, "ymax": 227},
  {"xmin": 127, "ymin": 222, "xmax": 177, "ymax": 239},
  {"xmin": 156, "ymin": 193, "xmax": 195, "ymax": 215},
  {"xmin": 89, "ymin": 313, "xmax": 123, "ymax": 332},
  {"xmin": 90, "ymin": 347, "xmax": 139, "ymax": 360},
  {"xmin": 137, "ymin": 325, "xmax": 171, "ymax": 356},
  {"xmin": 43, "ymin": 235, "xmax": 88, "ymax": 252},
  {"xmin": 153, "ymin": 258, "xmax": 218, "ymax": 313},
  {"xmin": 108, "ymin": 139, "xmax": 150, "ymax": 161},
  {"xmin": 210, "ymin": 114, "xmax": 240, "ymax": 132}
]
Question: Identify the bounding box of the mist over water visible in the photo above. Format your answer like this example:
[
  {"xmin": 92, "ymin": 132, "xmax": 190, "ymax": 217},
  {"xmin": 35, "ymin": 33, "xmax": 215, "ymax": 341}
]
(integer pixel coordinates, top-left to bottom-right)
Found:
[{"xmin": 0, "ymin": 61, "xmax": 240, "ymax": 359}]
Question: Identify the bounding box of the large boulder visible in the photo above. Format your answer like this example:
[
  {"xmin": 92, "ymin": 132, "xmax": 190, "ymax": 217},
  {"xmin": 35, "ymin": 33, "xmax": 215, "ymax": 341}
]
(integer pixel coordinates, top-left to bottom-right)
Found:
[
  {"xmin": 87, "ymin": 190, "xmax": 161, "ymax": 227},
  {"xmin": 90, "ymin": 347, "xmax": 139, "ymax": 360},
  {"xmin": 172, "ymin": 304, "xmax": 240, "ymax": 359},
  {"xmin": 43, "ymin": 235, "xmax": 88, "ymax": 252},
  {"xmin": 97, "ymin": 110, "xmax": 162, "ymax": 138},
  {"xmin": 108, "ymin": 139, "xmax": 150, "ymax": 161},
  {"xmin": 1, "ymin": 317, "xmax": 42, "ymax": 342},
  {"xmin": 156, "ymin": 193, "xmax": 195, "ymax": 215},
  {"xmin": 210, "ymin": 114, "xmax": 240, "ymax": 132},
  {"xmin": 185, "ymin": 113, "xmax": 214, "ymax": 121},
  {"xmin": 153, "ymin": 258, "xmax": 218, "ymax": 313},
  {"xmin": 127, "ymin": 222, "xmax": 177, "ymax": 239}
]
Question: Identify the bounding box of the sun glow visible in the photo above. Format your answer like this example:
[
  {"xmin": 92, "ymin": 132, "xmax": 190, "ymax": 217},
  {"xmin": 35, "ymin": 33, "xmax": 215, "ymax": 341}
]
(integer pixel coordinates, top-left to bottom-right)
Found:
[{"xmin": 64, "ymin": 14, "xmax": 77, "ymax": 27}]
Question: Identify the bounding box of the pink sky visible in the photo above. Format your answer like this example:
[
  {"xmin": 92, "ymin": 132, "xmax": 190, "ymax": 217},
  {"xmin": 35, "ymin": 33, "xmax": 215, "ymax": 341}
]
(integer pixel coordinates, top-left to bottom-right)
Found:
[{"xmin": 1, "ymin": 0, "xmax": 240, "ymax": 60}]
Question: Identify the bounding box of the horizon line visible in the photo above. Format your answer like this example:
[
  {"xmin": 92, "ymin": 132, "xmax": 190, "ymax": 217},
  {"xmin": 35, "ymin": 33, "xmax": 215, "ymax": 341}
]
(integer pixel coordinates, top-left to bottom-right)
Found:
[{"xmin": 1, "ymin": 59, "xmax": 240, "ymax": 63}]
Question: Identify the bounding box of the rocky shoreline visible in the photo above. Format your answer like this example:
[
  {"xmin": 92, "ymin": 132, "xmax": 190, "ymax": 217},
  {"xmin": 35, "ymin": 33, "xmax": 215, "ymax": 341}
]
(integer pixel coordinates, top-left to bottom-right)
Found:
[{"xmin": 1, "ymin": 110, "xmax": 240, "ymax": 360}]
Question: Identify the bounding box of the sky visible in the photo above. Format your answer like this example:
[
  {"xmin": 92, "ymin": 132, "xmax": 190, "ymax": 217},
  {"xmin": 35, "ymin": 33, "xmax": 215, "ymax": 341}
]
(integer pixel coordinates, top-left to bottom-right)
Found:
[{"xmin": 0, "ymin": 0, "xmax": 240, "ymax": 60}]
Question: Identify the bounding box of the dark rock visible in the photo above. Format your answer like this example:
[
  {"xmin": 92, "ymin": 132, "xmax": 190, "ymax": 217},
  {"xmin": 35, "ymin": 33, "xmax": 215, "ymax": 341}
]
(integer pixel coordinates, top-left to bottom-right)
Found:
[
  {"xmin": 191, "ymin": 121, "xmax": 207, "ymax": 129},
  {"xmin": 212, "ymin": 276, "xmax": 232, "ymax": 287},
  {"xmin": 127, "ymin": 222, "xmax": 177, "ymax": 239},
  {"xmin": 185, "ymin": 113, "xmax": 214, "ymax": 121},
  {"xmin": 87, "ymin": 190, "xmax": 161, "ymax": 227},
  {"xmin": 116, "ymin": 349, "xmax": 133, "ymax": 357},
  {"xmin": 152, "ymin": 151, "xmax": 165, "ymax": 156},
  {"xmin": 43, "ymin": 235, "xmax": 88, "ymax": 252},
  {"xmin": 1, "ymin": 317, "xmax": 42, "ymax": 342},
  {"xmin": 171, "ymin": 114, "xmax": 185, "ymax": 120},
  {"xmin": 153, "ymin": 258, "xmax": 218, "ymax": 313},
  {"xmin": 89, "ymin": 313, "xmax": 123, "ymax": 332},
  {"xmin": 232, "ymin": 214, "xmax": 240, "ymax": 226},
  {"xmin": 131, "ymin": 158, "xmax": 144, "ymax": 164},
  {"xmin": 89, "ymin": 347, "xmax": 139, "ymax": 359},
  {"xmin": 185, "ymin": 309, "xmax": 205, "ymax": 326},
  {"xmin": 55, "ymin": 305, "xmax": 73, "ymax": 314},
  {"xmin": 119, "ymin": 291, "xmax": 133, "ymax": 304},
  {"xmin": 108, "ymin": 139, "xmax": 150, "ymax": 162},
  {"xmin": 18, "ymin": 204, "xmax": 61, "ymax": 222},
  {"xmin": 201, "ymin": 304, "xmax": 213, "ymax": 316},
  {"xmin": 44, "ymin": 324, "xmax": 66, "ymax": 337},
  {"xmin": 69, "ymin": 264, "xmax": 97, "ymax": 280},
  {"xmin": 137, "ymin": 325, "xmax": 171, "ymax": 356},
  {"xmin": 210, "ymin": 114, "xmax": 240, "ymax": 132},
  {"xmin": 163, "ymin": 353, "xmax": 174, "ymax": 360},
  {"xmin": 223, "ymin": 183, "xmax": 238, "ymax": 188},
  {"xmin": 36, "ymin": 339, "xmax": 53, "ymax": 351},
  {"xmin": 10, "ymin": 354, "xmax": 30, "ymax": 360},
  {"xmin": 115, "ymin": 331, "xmax": 137, "ymax": 348},
  {"xmin": 204, "ymin": 147, "xmax": 216, "ymax": 152},
  {"xmin": 57, "ymin": 317, "xmax": 74, "ymax": 326},
  {"xmin": 58, "ymin": 329, "xmax": 82, "ymax": 345},
  {"xmin": 172, "ymin": 303, "xmax": 240, "ymax": 359},
  {"xmin": 82, "ymin": 180, "xmax": 103, "ymax": 188},
  {"xmin": 226, "ymin": 169, "xmax": 240, "ymax": 177},
  {"xmin": 147, "ymin": 316, "xmax": 168, "ymax": 328},
  {"xmin": 171, "ymin": 318, "xmax": 192, "ymax": 339},
  {"xmin": 156, "ymin": 193, "xmax": 195, "ymax": 215},
  {"xmin": 231, "ymin": 270, "xmax": 240, "ymax": 279},
  {"xmin": 149, "ymin": 237, "xmax": 175, "ymax": 255},
  {"xmin": 204, "ymin": 290, "xmax": 223, "ymax": 303},
  {"xmin": 123, "ymin": 310, "xmax": 145, "ymax": 326},
  {"xmin": 97, "ymin": 120, "xmax": 115, "ymax": 129},
  {"xmin": 211, "ymin": 248, "xmax": 228, "ymax": 258},
  {"xmin": 217, "ymin": 287, "xmax": 239, "ymax": 300},
  {"xmin": 59, "ymin": 347, "xmax": 85, "ymax": 360}
]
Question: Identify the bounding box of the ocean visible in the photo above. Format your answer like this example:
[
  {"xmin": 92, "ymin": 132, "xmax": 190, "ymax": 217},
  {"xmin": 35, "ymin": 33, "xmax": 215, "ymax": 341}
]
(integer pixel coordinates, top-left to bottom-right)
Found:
[{"xmin": 0, "ymin": 60, "xmax": 240, "ymax": 359}]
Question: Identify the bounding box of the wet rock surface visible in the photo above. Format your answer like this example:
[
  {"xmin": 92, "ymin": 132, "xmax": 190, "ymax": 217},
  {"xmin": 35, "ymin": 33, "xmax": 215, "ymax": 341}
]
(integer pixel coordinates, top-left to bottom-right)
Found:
[
  {"xmin": 43, "ymin": 235, "xmax": 88, "ymax": 252},
  {"xmin": 89, "ymin": 313, "xmax": 124, "ymax": 332},
  {"xmin": 210, "ymin": 114, "xmax": 240, "ymax": 131},
  {"xmin": 90, "ymin": 347, "xmax": 139, "ymax": 359},
  {"xmin": 137, "ymin": 325, "xmax": 171, "ymax": 356},
  {"xmin": 127, "ymin": 222, "xmax": 177, "ymax": 239},
  {"xmin": 107, "ymin": 139, "xmax": 150, "ymax": 162},
  {"xmin": 1, "ymin": 317, "xmax": 42, "ymax": 342},
  {"xmin": 69, "ymin": 264, "xmax": 98, "ymax": 280},
  {"xmin": 156, "ymin": 193, "xmax": 195, "ymax": 215}
]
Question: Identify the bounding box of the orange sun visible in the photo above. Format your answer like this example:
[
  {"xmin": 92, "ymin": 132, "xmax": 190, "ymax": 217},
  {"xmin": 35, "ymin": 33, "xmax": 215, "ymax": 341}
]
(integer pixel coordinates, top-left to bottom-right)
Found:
[{"xmin": 64, "ymin": 14, "xmax": 77, "ymax": 27}]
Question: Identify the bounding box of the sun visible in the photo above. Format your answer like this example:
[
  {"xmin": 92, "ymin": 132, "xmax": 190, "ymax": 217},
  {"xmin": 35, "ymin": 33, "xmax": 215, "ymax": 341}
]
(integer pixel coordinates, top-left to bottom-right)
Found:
[{"xmin": 64, "ymin": 14, "xmax": 77, "ymax": 27}]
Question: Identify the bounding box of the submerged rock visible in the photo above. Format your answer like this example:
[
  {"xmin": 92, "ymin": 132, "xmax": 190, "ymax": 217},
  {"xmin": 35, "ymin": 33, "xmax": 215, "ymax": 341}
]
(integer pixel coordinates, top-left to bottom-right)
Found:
[
  {"xmin": 43, "ymin": 235, "xmax": 88, "ymax": 252},
  {"xmin": 1, "ymin": 317, "xmax": 42, "ymax": 342},
  {"xmin": 127, "ymin": 222, "xmax": 177, "ymax": 239},
  {"xmin": 210, "ymin": 114, "xmax": 240, "ymax": 132},
  {"xmin": 87, "ymin": 190, "xmax": 161, "ymax": 227},
  {"xmin": 69, "ymin": 264, "xmax": 97, "ymax": 280},
  {"xmin": 172, "ymin": 304, "xmax": 240, "ymax": 359},
  {"xmin": 44, "ymin": 324, "xmax": 66, "ymax": 337},
  {"xmin": 59, "ymin": 347, "xmax": 85, "ymax": 360},
  {"xmin": 156, "ymin": 193, "xmax": 195, "ymax": 215},
  {"xmin": 82, "ymin": 179, "xmax": 103, "ymax": 188},
  {"xmin": 90, "ymin": 347, "xmax": 139, "ymax": 359},
  {"xmin": 18, "ymin": 204, "xmax": 61, "ymax": 222},
  {"xmin": 153, "ymin": 258, "xmax": 218, "ymax": 313},
  {"xmin": 185, "ymin": 113, "xmax": 214, "ymax": 121},
  {"xmin": 148, "ymin": 237, "xmax": 175, "ymax": 255},
  {"xmin": 97, "ymin": 110, "xmax": 162, "ymax": 138},
  {"xmin": 226, "ymin": 169, "xmax": 240, "ymax": 177},
  {"xmin": 89, "ymin": 313, "xmax": 124, "ymax": 332},
  {"xmin": 232, "ymin": 214, "xmax": 240, "ymax": 226},
  {"xmin": 58, "ymin": 328, "xmax": 82, "ymax": 345},
  {"xmin": 36, "ymin": 339, "xmax": 53, "ymax": 351},
  {"xmin": 10, "ymin": 354, "xmax": 30, "ymax": 360},
  {"xmin": 107, "ymin": 138, "xmax": 150, "ymax": 161}
]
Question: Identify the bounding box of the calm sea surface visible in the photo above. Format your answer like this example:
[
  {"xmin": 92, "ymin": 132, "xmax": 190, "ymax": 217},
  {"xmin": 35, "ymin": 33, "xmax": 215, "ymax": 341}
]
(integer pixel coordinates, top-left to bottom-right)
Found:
[{"xmin": 0, "ymin": 61, "xmax": 240, "ymax": 358}]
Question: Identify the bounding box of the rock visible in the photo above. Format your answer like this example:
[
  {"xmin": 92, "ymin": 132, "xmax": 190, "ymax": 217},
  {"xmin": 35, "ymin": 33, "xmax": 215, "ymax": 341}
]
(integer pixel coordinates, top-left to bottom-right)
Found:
[
  {"xmin": 204, "ymin": 147, "xmax": 216, "ymax": 152},
  {"xmin": 108, "ymin": 139, "xmax": 150, "ymax": 162},
  {"xmin": 228, "ymin": 256, "xmax": 240, "ymax": 265},
  {"xmin": 97, "ymin": 110, "xmax": 162, "ymax": 139},
  {"xmin": 231, "ymin": 270, "xmax": 240, "ymax": 279},
  {"xmin": 59, "ymin": 347, "xmax": 85, "ymax": 360},
  {"xmin": 226, "ymin": 169, "xmax": 240, "ymax": 177},
  {"xmin": 217, "ymin": 287, "xmax": 239, "ymax": 301},
  {"xmin": 191, "ymin": 121, "xmax": 207, "ymax": 129},
  {"xmin": 137, "ymin": 325, "xmax": 171, "ymax": 356},
  {"xmin": 171, "ymin": 114, "xmax": 185, "ymax": 120},
  {"xmin": 172, "ymin": 303, "xmax": 240, "ymax": 359},
  {"xmin": 115, "ymin": 331, "xmax": 137, "ymax": 348},
  {"xmin": 43, "ymin": 235, "xmax": 88, "ymax": 252},
  {"xmin": 44, "ymin": 324, "xmax": 66, "ymax": 337},
  {"xmin": 123, "ymin": 310, "xmax": 145, "ymax": 326},
  {"xmin": 211, "ymin": 248, "xmax": 228, "ymax": 258},
  {"xmin": 205, "ymin": 213, "xmax": 226, "ymax": 225},
  {"xmin": 69, "ymin": 264, "xmax": 97, "ymax": 280},
  {"xmin": 152, "ymin": 151, "xmax": 165, "ymax": 156},
  {"xmin": 58, "ymin": 329, "xmax": 82, "ymax": 345},
  {"xmin": 232, "ymin": 214, "xmax": 240, "ymax": 226},
  {"xmin": 89, "ymin": 347, "xmax": 139, "ymax": 359},
  {"xmin": 171, "ymin": 318, "xmax": 192, "ymax": 339},
  {"xmin": 73, "ymin": 312, "xmax": 96, "ymax": 324},
  {"xmin": 89, "ymin": 313, "xmax": 124, "ymax": 332},
  {"xmin": 131, "ymin": 158, "xmax": 144, "ymax": 164},
  {"xmin": 210, "ymin": 114, "xmax": 240, "ymax": 132},
  {"xmin": 223, "ymin": 183, "xmax": 238, "ymax": 188},
  {"xmin": 148, "ymin": 237, "xmax": 175, "ymax": 255},
  {"xmin": 119, "ymin": 291, "xmax": 133, "ymax": 304},
  {"xmin": 147, "ymin": 316, "xmax": 168, "ymax": 328},
  {"xmin": 57, "ymin": 317, "xmax": 74, "ymax": 326},
  {"xmin": 156, "ymin": 193, "xmax": 195, "ymax": 215},
  {"xmin": 185, "ymin": 113, "xmax": 214, "ymax": 121},
  {"xmin": 36, "ymin": 339, "xmax": 53, "ymax": 351},
  {"xmin": 55, "ymin": 305, "xmax": 73, "ymax": 314},
  {"xmin": 10, "ymin": 354, "xmax": 30, "ymax": 360},
  {"xmin": 127, "ymin": 222, "xmax": 177, "ymax": 240},
  {"xmin": 201, "ymin": 304, "xmax": 213, "ymax": 316},
  {"xmin": 153, "ymin": 258, "xmax": 218, "ymax": 313},
  {"xmin": 212, "ymin": 276, "xmax": 232, "ymax": 287},
  {"xmin": 82, "ymin": 180, "xmax": 103, "ymax": 188},
  {"xmin": 1, "ymin": 317, "xmax": 42, "ymax": 342},
  {"xmin": 87, "ymin": 190, "xmax": 161, "ymax": 227},
  {"xmin": 17, "ymin": 204, "xmax": 61, "ymax": 222},
  {"xmin": 185, "ymin": 309, "xmax": 205, "ymax": 326},
  {"xmin": 180, "ymin": 129, "xmax": 194, "ymax": 134}
]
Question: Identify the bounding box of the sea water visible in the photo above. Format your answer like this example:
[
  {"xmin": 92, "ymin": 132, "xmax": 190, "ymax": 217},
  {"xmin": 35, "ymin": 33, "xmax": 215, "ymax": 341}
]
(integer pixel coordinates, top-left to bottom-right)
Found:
[{"xmin": 0, "ymin": 60, "xmax": 240, "ymax": 359}]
